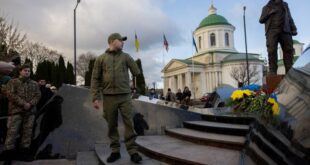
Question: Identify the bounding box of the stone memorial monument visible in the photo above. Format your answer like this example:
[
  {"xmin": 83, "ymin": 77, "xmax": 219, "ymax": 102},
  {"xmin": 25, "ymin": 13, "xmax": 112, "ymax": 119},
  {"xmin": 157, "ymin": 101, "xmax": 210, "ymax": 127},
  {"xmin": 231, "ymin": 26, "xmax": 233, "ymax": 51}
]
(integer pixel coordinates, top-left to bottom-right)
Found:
[{"xmin": 260, "ymin": 0, "xmax": 298, "ymax": 92}]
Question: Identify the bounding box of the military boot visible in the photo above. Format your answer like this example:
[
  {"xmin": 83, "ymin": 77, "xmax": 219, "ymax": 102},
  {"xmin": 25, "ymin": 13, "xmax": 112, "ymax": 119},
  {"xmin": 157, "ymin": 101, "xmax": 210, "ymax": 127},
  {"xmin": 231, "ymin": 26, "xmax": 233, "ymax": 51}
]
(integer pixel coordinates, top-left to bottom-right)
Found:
[
  {"xmin": 20, "ymin": 148, "xmax": 34, "ymax": 162},
  {"xmin": 2, "ymin": 149, "xmax": 14, "ymax": 165},
  {"xmin": 130, "ymin": 153, "xmax": 142, "ymax": 163},
  {"xmin": 106, "ymin": 152, "xmax": 121, "ymax": 163}
]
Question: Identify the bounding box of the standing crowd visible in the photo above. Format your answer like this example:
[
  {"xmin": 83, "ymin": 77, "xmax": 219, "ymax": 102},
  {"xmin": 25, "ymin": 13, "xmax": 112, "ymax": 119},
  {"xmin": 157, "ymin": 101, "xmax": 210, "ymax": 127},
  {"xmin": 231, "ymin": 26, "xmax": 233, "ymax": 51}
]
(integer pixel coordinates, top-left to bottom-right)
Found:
[{"xmin": 146, "ymin": 86, "xmax": 192, "ymax": 106}]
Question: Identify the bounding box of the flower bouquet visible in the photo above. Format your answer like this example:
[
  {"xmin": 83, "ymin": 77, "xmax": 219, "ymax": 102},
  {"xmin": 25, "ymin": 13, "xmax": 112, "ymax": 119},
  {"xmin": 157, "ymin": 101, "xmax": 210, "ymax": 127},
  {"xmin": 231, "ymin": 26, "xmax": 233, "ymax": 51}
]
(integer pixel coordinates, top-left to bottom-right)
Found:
[{"xmin": 227, "ymin": 84, "xmax": 280, "ymax": 125}]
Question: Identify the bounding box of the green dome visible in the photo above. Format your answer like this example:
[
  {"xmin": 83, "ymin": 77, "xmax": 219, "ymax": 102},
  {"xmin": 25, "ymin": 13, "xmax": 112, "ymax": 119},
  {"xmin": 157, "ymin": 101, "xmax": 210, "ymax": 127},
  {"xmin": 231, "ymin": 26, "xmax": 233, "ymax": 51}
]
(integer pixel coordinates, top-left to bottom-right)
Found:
[{"xmin": 197, "ymin": 14, "xmax": 231, "ymax": 29}]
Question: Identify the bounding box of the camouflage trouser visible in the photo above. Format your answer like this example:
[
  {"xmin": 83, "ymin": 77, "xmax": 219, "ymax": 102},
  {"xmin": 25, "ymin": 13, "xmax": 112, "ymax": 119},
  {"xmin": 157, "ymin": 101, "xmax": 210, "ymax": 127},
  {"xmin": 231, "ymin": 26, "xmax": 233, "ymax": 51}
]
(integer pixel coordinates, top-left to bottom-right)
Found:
[
  {"xmin": 266, "ymin": 29, "xmax": 294, "ymax": 74},
  {"xmin": 4, "ymin": 112, "xmax": 35, "ymax": 150},
  {"xmin": 102, "ymin": 94, "xmax": 138, "ymax": 155}
]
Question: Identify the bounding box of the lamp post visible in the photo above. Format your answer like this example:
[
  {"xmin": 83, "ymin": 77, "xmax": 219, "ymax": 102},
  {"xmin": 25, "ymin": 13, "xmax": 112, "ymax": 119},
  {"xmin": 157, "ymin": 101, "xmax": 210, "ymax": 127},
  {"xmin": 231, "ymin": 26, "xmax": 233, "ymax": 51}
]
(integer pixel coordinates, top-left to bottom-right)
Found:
[
  {"xmin": 74, "ymin": 0, "xmax": 81, "ymax": 84},
  {"xmin": 243, "ymin": 6, "xmax": 250, "ymax": 85}
]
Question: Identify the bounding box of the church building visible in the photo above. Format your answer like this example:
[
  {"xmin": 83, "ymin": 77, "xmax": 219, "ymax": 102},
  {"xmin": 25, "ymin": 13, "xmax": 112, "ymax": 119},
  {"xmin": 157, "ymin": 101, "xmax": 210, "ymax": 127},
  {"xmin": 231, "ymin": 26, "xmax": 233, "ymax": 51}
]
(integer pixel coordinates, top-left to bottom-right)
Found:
[{"xmin": 162, "ymin": 4, "xmax": 264, "ymax": 98}]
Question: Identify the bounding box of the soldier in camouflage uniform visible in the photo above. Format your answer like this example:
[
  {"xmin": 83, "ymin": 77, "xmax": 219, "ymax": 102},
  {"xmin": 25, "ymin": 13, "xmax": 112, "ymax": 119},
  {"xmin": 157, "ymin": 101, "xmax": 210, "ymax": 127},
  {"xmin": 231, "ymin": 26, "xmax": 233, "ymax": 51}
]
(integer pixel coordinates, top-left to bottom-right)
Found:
[
  {"xmin": 2, "ymin": 64, "xmax": 41, "ymax": 163},
  {"xmin": 90, "ymin": 33, "xmax": 142, "ymax": 163}
]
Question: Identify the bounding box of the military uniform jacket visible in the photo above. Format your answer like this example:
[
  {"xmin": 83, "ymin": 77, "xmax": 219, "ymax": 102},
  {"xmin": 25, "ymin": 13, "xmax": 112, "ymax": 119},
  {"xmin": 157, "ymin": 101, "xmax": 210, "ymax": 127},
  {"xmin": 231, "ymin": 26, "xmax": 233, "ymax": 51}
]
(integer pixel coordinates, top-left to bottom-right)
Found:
[
  {"xmin": 91, "ymin": 49, "xmax": 140, "ymax": 101},
  {"xmin": 6, "ymin": 77, "xmax": 41, "ymax": 115}
]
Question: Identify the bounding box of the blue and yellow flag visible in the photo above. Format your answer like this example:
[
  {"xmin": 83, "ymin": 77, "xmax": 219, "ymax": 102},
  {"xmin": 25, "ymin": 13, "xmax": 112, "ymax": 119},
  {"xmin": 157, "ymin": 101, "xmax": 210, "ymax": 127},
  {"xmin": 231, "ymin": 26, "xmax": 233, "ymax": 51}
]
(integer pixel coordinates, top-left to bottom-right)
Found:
[{"xmin": 135, "ymin": 33, "xmax": 140, "ymax": 52}]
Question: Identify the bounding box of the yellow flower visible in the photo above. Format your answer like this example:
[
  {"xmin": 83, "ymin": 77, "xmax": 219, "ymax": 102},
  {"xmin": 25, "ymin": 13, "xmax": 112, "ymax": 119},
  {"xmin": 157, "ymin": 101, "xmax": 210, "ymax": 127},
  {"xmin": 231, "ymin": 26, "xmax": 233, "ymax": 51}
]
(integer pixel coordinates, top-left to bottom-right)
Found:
[
  {"xmin": 231, "ymin": 90, "xmax": 244, "ymax": 101},
  {"xmin": 231, "ymin": 89, "xmax": 254, "ymax": 101},
  {"xmin": 268, "ymin": 98, "xmax": 280, "ymax": 115},
  {"xmin": 242, "ymin": 89, "xmax": 254, "ymax": 96}
]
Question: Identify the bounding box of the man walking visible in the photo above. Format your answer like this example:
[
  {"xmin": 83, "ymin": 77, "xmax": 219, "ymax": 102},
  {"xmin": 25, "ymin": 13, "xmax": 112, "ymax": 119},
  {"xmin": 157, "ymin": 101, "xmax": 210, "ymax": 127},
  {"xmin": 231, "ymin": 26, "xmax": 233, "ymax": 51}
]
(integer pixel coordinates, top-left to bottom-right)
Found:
[
  {"xmin": 90, "ymin": 33, "xmax": 142, "ymax": 163},
  {"xmin": 259, "ymin": 0, "xmax": 297, "ymax": 74}
]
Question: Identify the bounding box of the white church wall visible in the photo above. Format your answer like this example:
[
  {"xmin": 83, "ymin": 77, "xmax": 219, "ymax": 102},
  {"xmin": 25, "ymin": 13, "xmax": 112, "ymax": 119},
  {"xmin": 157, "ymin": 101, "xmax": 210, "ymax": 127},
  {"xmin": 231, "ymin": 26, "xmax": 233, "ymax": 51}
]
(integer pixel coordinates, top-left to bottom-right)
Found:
[
  {"xmin": 213, "ymin": 53, "xmax": 230, "ymax": 63},
  {"xmin": 193, "ymin": 54, "xmax": 208, "ymax": 64},
  {"xmin": 192, "ymin": 72, "xmax": 201, "ymax": 99},
  {"xmin": 277, "ymin": 66, "xmax": 286, "ymax": 75},
  {"xmin": 222, "ymin": 62, "xmax": 264, "ymax": 88},
  {"xmin": 222, "ymin": 63, "xmax": 237, "ymax": 88},
  {"xmin": 164, "ymin": 67, "xmax": 188, "ymax": 77},
  {"xmin": 295, "ymin": 44, "xmax": 304, "ymax": 56},
  {"xmin": 256, "ymin": 64, "xmax": 264, "ymax": 85},
  {"xmin": 195, "ymin": 25, "xmax": 236, "ymax": 53}
]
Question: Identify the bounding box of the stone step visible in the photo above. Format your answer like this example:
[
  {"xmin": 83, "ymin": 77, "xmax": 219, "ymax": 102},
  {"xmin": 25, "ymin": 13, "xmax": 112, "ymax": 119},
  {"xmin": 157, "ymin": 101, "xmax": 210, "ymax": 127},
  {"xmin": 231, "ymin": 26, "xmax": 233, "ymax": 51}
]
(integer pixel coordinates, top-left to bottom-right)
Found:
[
  {"xmin": 165, "ymin": 128, "xmax": 246, "ymax": 150},
  {"xmin": 183, "ymin": 120, "xmax": 250, "ymax": 136},
  {"xmin": 246, "ymin": 142, "xmax": 277, "ymax": 165},
  {"xmin": 201, "ymin": 114, "xmax": 255, "ymax": 125},
  {"xmin": 0, "ymin": 159, "xmax": 76, "ymax": 165},
  {"xmin": 95, "ymin": 143, "xmax": 168, "ymax": 165},
  {"xmin": 250, "ymin": 130, "xmax": 294, "ymax": 165},
  {"xmin": 77, "ymin": 151, "xmax": 102, "ymax": 165},
  {"xmin": 253, "ymin": 121, "xmax": 307, "ymax": 164},
  {"xmin": 242, "ymin": 153, "xmax": 256, "ymax": 165},
  {"xmin": 136, "ymin": 135, "xmax": 241, "ymax": 165}
]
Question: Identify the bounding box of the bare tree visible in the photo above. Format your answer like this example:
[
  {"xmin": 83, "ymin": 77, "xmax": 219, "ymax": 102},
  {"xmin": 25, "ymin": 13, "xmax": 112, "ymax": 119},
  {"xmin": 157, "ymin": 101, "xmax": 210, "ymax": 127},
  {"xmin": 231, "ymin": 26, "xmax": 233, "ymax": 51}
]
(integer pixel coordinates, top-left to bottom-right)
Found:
[
  {"xmin": 20, "ymin": 41, "xmax": 61, "ymax": 71},
  {"xmin": 0, "ymin": 17, "xmax": 27, "ymax": 61},
  {"xmin": 230, "ymin": 64, "xmax": 260, "ymax": 85},
  {"xmin": 77, "ymin": 52, "xmax": 96, "ymax": 79}
]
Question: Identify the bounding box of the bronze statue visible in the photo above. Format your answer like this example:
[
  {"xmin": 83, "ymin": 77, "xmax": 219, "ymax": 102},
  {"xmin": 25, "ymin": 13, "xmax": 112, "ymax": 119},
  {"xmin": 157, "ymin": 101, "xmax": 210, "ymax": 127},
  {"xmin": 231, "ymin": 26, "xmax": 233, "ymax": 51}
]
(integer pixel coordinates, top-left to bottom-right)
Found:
[{"xmin": 260, "ymin": 0, "xmax": 297, "ymax": 75}]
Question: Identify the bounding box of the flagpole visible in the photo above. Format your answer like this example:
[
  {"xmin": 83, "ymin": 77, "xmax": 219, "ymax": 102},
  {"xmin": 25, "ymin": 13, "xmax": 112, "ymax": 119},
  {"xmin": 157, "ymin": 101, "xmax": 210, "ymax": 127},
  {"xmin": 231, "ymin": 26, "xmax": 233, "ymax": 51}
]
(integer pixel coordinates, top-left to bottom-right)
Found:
[
  {"xmin": 191, "ymin": 31, "xmax": 196, "ymax": 101},
  {"xmin": 162, "ymin": 46, "xmax": 165, "ymax": 69},
  {"xmin": 135, "ymin": 49, "xmax": 138, "ymax": 89},
  {"xmin": 135, "ymin": 46, "xmax": 139, "ymax": 89},
  {"xmin": 163, "ymin": 33, "xmax": 169, "ymax": 96},
  {"xmin": 134, "ymin": 31, "xmax": 140, "ymax": 89}
]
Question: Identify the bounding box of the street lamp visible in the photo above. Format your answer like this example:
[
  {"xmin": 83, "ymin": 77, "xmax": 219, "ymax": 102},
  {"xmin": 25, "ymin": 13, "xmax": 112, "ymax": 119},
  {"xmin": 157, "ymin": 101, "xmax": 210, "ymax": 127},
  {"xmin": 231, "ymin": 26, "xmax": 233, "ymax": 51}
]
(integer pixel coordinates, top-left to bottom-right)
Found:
[
  {"xmin": 243, "ymin": 6, "xmax": 250, "ymax": 85},
  {"xmin": 74, "ymin": 0, "xmax": 81, "ymax": 84}
]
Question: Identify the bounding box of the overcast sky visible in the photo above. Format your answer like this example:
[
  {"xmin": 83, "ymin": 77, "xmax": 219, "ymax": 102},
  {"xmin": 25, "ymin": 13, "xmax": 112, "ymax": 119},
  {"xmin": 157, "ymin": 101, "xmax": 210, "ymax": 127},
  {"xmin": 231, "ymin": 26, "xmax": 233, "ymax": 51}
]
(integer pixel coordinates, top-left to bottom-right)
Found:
[{"xmin": 1, "ymin": 0, "xmax": 310, "ymax": 88}]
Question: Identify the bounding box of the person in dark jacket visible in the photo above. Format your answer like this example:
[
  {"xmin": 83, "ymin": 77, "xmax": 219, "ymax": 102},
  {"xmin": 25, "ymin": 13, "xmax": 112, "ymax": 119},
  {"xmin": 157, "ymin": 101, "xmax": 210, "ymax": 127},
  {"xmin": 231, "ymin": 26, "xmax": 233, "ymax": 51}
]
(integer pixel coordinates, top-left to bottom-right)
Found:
[
  {"xmin": 131, "ymin": 88, "xmax": 139, "ymax": 99},
  {"xmin": 181, "ymin": 86, "xmax": 191, "ymax": 105},
  {"xmin": 31, "ymin": 95, "xmax": 63, "ymax": 154},
  {"xmin": 175, "ymin": 89, "xmax": 182, "ymax": 103},
  {"xmin": 0, "ymin": 74, "xmax": 11, "ymax": 144},
  {"xmin": 259, "ymin": 0, "xmax": 297, "ymax": 74},
  {"xmin": 165, "ymin": 88, "xmax": 176, "ymax": 103},
  {"xmin": 133, "ymin": 113, "xmax": 149, "ymax": 136},
  {"xmin": 148, "ymin": 88, "xmax": 158, "ymax": 100},
  {"xmin": 36, "ymin": 80, "xmax": 53, "ymax": 111},
  {"xmin": 204, "ymin": 92, "xmax": 219, "ymax": 108}
]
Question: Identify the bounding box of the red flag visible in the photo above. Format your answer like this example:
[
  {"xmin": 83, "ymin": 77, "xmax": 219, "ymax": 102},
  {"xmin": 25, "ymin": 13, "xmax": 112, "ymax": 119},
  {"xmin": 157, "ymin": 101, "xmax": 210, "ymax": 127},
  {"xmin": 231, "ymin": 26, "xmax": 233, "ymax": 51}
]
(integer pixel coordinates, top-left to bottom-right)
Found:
[{"xmin": 163, "ymin": 34, "xmax": 169, "ymax": 52}]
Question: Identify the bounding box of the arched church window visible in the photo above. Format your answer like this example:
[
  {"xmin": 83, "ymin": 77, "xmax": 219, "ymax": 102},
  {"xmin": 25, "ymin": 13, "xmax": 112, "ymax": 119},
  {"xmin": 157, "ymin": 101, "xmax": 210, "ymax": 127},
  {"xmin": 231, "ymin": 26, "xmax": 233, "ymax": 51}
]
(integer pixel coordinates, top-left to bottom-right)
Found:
[
  {"xmin": 210, "ymin": 33, "xmax": 216, "ymax": 47},
  {"xmin": 198, "ymin": 36, "xmax": 202, "ymax": 49},
  {"xmin": 225, "ymin": 33, "xmax": 229, "ymax": 46}
]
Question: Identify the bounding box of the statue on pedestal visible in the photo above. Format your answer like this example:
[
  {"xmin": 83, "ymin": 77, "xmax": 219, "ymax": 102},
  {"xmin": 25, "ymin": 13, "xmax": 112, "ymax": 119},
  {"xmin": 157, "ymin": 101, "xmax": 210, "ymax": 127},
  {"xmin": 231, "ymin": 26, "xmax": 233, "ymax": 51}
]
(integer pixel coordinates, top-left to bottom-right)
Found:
[{"xmin": 259, "ymin": 0, "xmax": 297, "ymax": 75}]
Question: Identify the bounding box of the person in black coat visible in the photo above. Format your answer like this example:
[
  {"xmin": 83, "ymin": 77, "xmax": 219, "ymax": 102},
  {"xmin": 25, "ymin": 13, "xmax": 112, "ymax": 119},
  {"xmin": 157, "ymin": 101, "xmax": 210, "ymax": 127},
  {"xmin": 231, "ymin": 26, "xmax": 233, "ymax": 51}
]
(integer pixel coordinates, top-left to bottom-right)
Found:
[
  {"xmin": 181, "ymin": 86, "xmax": 191, "ymax": 105},
  {"xmin": 175, "ymin": 89, "xmax": 183, "ymax": 103},
  {"xmin": 133, "ymin": 113, "xmax": 149, "ymax": 136},
  {"xmin": 31, "ymin": 95, "xmax": 63, "ymax": 154},
  {"xmin": 36, "ymin": 80, "xmax": 53, "ymax": 111}
]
